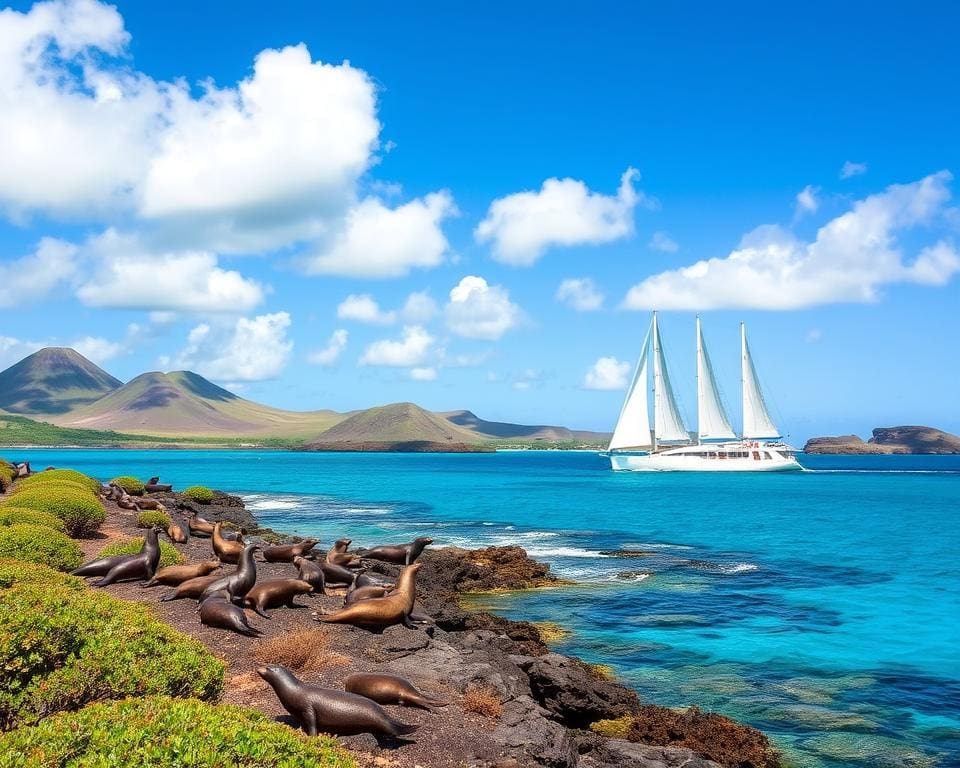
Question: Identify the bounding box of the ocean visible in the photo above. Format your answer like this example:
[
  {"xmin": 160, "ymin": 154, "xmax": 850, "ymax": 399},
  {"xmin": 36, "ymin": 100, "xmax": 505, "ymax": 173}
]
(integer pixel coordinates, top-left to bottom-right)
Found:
[{"xmin": 14, "ymin": 449, "xmax": 960, "ymax": 768}]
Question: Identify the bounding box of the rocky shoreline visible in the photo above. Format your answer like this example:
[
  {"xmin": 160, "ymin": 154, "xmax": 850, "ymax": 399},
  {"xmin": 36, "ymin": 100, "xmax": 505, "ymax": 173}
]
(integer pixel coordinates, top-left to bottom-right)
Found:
[{"xmin": 804, "ymin": 425, "xmax": 960, "ymax": 454}]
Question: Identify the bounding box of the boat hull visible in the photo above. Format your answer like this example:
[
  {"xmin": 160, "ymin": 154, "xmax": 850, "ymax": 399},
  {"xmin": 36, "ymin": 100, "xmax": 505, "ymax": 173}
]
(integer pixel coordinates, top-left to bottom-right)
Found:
[{"xmin": 609, "ymin": 444, "xmax": 802, "ymax": 472}]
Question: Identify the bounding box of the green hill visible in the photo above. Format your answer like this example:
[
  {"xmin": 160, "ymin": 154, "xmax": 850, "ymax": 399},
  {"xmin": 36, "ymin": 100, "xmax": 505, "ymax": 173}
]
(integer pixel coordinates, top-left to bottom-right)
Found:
[{"xmin": 0, "ymin": 348, "xmax": 121, "ymax": 415}]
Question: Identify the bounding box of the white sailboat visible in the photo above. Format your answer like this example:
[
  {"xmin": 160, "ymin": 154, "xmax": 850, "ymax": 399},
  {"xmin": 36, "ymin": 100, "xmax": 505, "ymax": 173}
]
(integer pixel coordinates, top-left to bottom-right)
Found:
[{"xmin": 606, "ymin": 314, "xmax": 801, "ymax": 472}]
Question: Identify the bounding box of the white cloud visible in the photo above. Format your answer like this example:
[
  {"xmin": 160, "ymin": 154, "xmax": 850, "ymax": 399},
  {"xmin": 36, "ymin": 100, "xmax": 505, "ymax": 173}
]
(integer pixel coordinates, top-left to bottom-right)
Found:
[
  {"xmin": 336, "ymin": 294, "xmax": 396, "ymax": 325},
  {"xmin": 0, "ymin": 335, "xmax": 46, "ymax": 370},
  {"xmin": 71, "ymin": 336, "xmax": 125, "ymax": 364},
  {"xmin": 648, "ymin": 231, "xmax": 679, "ymax": 253},
  {"xmin": 805, "ymin": 329, "xmax": 823, "ymax": 344},
  {"xmin": 583, "ymin": 357, "xmax": 631, "ymax": 390},
  {"xmin": 303, "ymin": 192, "xmax": 456, "ymax": 278},
  {"xmin": 795, "ymin": 184, "xmax": 820, "ymax": 215},
  {"xmin": 512, "ymin": 369, "xmax": 542, "ymax": 391},
  {"xmin": 445, "ymin": 276, "xmax": 522, "ymax": 340},
  {"xmin": 410, "ymin": 367, "xmax": 437, "ymax": 381},
  {"xmin": 623, "ymin": 172, "xmax": 959, "ymax": 310},
  {"xmin": 476, "ymin": 168, "xmax": 649, "ymax": 265},
  {"xmin": 176, "ymin": 312, "xmax": 292, "ymax": 381},
  {"xmin": 308, "ymin": 329, "xmax": 348, "ymax": 366},
  {"xmin": 556, "ymin": 277, "xmax": 604, "ymax": 311},
  {"xmin": 402, "ymin": 291, "xmax": 438, "ymax": 323},
  {"xmin": 841, "ymin": 161, "xmax": 868, "ymax": 179},
  {"xmin": 359, "ymin": 326, "xmax": 434, "ymax": 367},
  {"xmin": 0, "ymin": 238, "xmax": 77, "ymax": 308}
]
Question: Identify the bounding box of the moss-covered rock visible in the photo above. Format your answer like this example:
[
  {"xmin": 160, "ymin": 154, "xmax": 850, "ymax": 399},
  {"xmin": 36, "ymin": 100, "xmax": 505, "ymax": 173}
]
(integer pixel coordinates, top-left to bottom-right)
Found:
[
  {"xmin": 0, "ymin": 524, "xmax": 83, "ymax": 572},
  {"xmin": 0, "ymin": 582, "xmax": 224, "ymax": 730},
  {"xmin": 110, "ymin": 475, "xmax": 145, "ymax": 496},
  {"xmin": 0, "ymin": 487, "xmax": 105, "ymax": 537},
  {"xmin": 15, "ymin": 469, "xmax": 100, "ymax": 494},
  {"xmin": 183, "ymin": 485, "xmax": 215, "ymax": 504},
  {"xmin": 136, "ymin": 509, "xmax": 170, "ymax": 529},
  {"xmin": 0, "ymin": 696, "xmax": 355, "ymax": 767},
  {"xmin": 0, "ymin": 507, "xmax": 66, "ymax": 532},
  {"xmin": 98, "ymin": 536, "xmax": 183, "ymax": 569}
]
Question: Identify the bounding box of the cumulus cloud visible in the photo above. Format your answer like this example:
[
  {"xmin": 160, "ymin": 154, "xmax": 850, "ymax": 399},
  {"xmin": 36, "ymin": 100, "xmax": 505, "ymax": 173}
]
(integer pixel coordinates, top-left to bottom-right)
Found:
[
  {"xmin": 0, "ymin": 335, "xmax": 46, "ymax": 369},
  {"xmin": 176, "ymin": 312, "xmax": 293, "ymax": 381},
  {"xmin": 359, "ymin": 326, "xmax": 434, "ymax": 367},
  {"xmin": 475, "ymin": 168, "xmax": 649, "ymax": 265},
  {"xmin": 623, "ymin": 172, "xmax": 959, "ymax": 310},
  {"xmin": 336, "ymin": 294, "xmax": 396, "ymax": 325},
  {"xmin": 556, "ymin": 277, "xmax": 604, "ymax": 311},
  {"xmin": 795, "ymin": 184, "xmax": 820, "ymax": 216},
  {"xmin": 402, "ymin": 291, "xmax": 438, "ymax": 323},
  {"xmin": 71, "ymin": 336, "xmax": 125, "ymax": 364},
  {"xmin": 445, "ymin": 276, "xmax": 522, "ymax": 340},
  {"xmin": 308, "ymin": 329, "xmax": 348, "ymax": 366},
  {"xmin": 841, "ymin": 161, "xmax": 868, "ymax": 179},
  {"xmin": 303, "ymin": 192, "xmax": 457, "ymax": 278},
  {"xmin": 410, "ymin": 367, "xmax": 437, "ymax": 381},
  {"xmin": 0, "ymin": 238, "xmax": 77, "ymax": 308},
  {"xmin": 583, "ymin": 357, "xmax": 630, "ymax": 390},
  {"xmin": 512, "ymin": 369, "xmax": 542, "ymax": 391},
  {"xmin": 648, "ymin": 231, "xmax": 679, "ymax": 253}
]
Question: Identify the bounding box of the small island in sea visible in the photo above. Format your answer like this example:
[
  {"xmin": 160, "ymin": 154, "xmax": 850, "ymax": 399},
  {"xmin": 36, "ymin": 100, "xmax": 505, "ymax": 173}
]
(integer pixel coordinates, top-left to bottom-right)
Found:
[{"xmin": 804, "ymin": 426, "xmax": 960, "ymax": 454}]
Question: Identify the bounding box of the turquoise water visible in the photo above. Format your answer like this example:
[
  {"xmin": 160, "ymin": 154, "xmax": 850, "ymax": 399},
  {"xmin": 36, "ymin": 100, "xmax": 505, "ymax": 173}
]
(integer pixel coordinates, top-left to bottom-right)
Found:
[{"xmin": 14, "ymin": 449, "xmax": 960, "ymax": 767}]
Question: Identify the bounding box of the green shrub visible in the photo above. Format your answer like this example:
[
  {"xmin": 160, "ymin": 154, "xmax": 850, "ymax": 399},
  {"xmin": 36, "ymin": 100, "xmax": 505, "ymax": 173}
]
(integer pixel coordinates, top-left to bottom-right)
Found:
[
  {"xmin": 0, "ymin": 584, "xmax": 224, "ymax": 730},
  {"xmin": 184, "ymin": 485, "xmax": 215, "ymax": 504},
  {"xmin": 15, "ymin": 469, "xmax": 100, "ymax": 494},
  {"xmin": 136, "ymin": 509, "xmax": 170, "ymax": 528},
  {"xmin": 0, "ymin": 559, "xmax": 84, "ymax": 590},
  {"xmin": 0, "ymin": 487, "xmax": 105, "ymax": 537},
  {"xmin": 0, "ymin": 507, "xmax": 65, "ymax": 532},
  {"xmin": 98, "ymin": 537, "xmax": 183, "ymax": 569},
  {"xmin": 0, "ymin": 466, "xmax": 14, "ymax": 491},
  {"xmin": 0, "ymin": 524, "xmax": 82, "ymax": 572},
  {"xmin": 10, "ymin": 479, "xmax": 94, "ymax": 498},
  {"xmin": 0, "ymin": 696, "xmax": 354, "ymax": 767},
  {"xmin": 109, "ymin": 475, "xmax": 145, "ymax": 496}
]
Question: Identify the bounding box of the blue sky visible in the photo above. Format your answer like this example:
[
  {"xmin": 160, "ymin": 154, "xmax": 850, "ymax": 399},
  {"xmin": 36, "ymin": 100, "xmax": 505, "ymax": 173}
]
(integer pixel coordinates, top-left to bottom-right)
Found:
[{"xmin": 0, "ymin": 0, "xmax": 958, "ymax": 441}]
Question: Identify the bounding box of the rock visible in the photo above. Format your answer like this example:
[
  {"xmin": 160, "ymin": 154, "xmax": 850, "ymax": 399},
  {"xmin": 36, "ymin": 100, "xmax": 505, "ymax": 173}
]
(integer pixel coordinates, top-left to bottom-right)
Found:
[
  {"xmin": 492, "ymin": 695, "xmax": 578, "ymax": 767},
  {"xmin": 418, "ymin": 546, "xmax": 558, "ymax": 597},
  {"xmin": 376, "ymin": 624, "xmax": 432, "ymax": 658},
  {"xmin": 518, "ymin": 653, "xmax": 639, "ymax": 728},
  {"xmin": 804, "ymin": 425, "xmax": 960, "ymax": 454},
  {"xmin": 575, "ymin": 732, "xmax": 721, "ymax": 768}
]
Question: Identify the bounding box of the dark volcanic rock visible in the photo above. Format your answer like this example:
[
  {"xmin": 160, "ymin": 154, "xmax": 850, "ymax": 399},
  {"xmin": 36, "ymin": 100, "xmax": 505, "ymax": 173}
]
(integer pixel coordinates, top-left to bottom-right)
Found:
[
  {"xmin": 575, "ymin": 732, "xmax": 721, "ymax": 768},
  {"xmin": 804, "ymin": 425, "xmax": 960, "ymax": 454},
  {"xmin": 418, "ymin": 545, "xmax": 558, "ymax": 596}
]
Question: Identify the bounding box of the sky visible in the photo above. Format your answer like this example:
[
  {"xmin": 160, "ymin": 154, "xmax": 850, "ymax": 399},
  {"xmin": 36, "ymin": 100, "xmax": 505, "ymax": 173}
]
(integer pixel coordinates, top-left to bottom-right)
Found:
[{"xmin": 0, "ymin": 0, "xmax": 958, "ymax": 442}]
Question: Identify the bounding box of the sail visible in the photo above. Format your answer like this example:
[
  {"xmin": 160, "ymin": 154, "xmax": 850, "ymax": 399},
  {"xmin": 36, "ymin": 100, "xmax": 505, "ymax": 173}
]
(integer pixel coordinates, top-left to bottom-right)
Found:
[
  {"xmin": 697, "ymin": 318, "xmax": 736, "ymax": 441},
  {"xmin": 741, "ymin": 324, "xmax": 780, "ymax": 439},
  {"xmin": 608, "ymin": 324, "xmax": 652, "ymax": 451},
  {"xmin": 652, "ymin": 314, "xmax": 689, "ymax": 443}
]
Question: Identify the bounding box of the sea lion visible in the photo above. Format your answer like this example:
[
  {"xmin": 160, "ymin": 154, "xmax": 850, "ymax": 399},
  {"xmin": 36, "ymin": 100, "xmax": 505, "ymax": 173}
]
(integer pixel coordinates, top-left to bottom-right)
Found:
[
  {"xmin": 199, "ymin": 544, "xmax": 260, "ymax": 603},
  {"xmin": 257, "ymin": 665, "xmax": 417, "ymax": 737},
  {"xmin": 344, "ymin": 584, "xmax": 390, "ymax": 605},
  {"xmin": 93, "ymin": 527, "xmax": 162, "ymax": 586},
  {"xmin": 160, "ymin": 572, "xmax": 224, "ymax": 601},
  {"xmin": 344, "ymin": 673, "xmax": 447, "ymax": 710},
  {"xmin": 243, "ymin": 578, "xmax": 313, "ymax": 618},
  {"xmin": 143, "ymin": 559, "xmax": 220, "ymax": 587},
  {"xmin": 136, "ymin": 497, "xmax": 165, "ymax": 511},
  {"xmin": 261, "ymin": 538, "xmax": 319, "ymax": 563},
  {"xmin": 316, "ymin": 562, "xmax": 422, "ymax": 630},
  {"xmin": 167, "ymin": 519, "xmax": 189, "ymax": 544},
  {"xmin": 144, "ymin": 476, "xmax": 172, "ymax": 493},
  {"xmin": 212, "ymin": 522, "xmax": 245, "ymax": 563},
  {"xmin": 293, "ymin": 556, "xmax": 327, "ymax": 592},
  {"xmin": 199, "ymin": 595, "xmax": 261, "ymax": 637},
  {"xmin": 188, "ymin": 514, "xmax": 215, "ymax": 537},
  {"xmin": 326, "ymin": 538, "xmax": 360, "ymax": 568},
  {"xmin": 360, "ymin": 536, "xmax": 434, "ymax": 565},
  {"xmin": 15, "ymin": 462, "xmax": 30, "ymax": 478},
  {"xmin": 116, "ymin": 493, "xmax": 140, "ymax": 511},
  {"xmin": 71, "ymin": 554, "xmax": 130, "ymax": 578}
]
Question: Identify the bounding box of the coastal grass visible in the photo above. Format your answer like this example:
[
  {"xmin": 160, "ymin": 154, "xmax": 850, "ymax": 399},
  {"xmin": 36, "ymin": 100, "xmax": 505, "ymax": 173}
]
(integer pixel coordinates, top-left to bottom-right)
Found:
[
  {"xmin": 590, "ymin": 714, "xmax": 633, "ymax": 738},
  {"xmin": 98, "ymin": 537, "xmax": 183, "ymax": 569},
  {"xmin": 0, "ymin": 559, "xmax": 84, "ymax": 590},
  {"xmin": 0, "ymin": 524, "xmax": 83, "ymax": 572},
  {"xmin": 461, "ymin": 683, "xmax": 503, "ymax": 719},
  {"xmin": 252, "ymin": 628, "xmax": 351, "ymax": 672},
  {"xmin": 0, "ymin": 486, "xmax": 105, "ymax": 537},
  {"xmin": 9, "ymin": 478, "xmax": 93, "ymax": 498},
  {"xmin": 0, "ymin": 507, "xmax": 66, "ymax": 532},
  {"xmin": 136, "ymin": 509, "xmax": 170, "ymax": 528},
  {"xmin": 183, "ymin": 485, "xmax": 215, "ymax": 504},
  {"xmin": 15, "ymin": 468, "xmax": 100, "ymax": 494},
  {"xmin": 110, "ymin": 475, "xmax": 145, "ymax": 495}
]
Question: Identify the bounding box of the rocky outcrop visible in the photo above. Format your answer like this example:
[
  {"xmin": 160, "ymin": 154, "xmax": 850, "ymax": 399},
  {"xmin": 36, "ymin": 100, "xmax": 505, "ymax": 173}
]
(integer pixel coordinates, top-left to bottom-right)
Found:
[{"xmin": 804, "ymin": 425, "xmax": 960, "ymax": 454}]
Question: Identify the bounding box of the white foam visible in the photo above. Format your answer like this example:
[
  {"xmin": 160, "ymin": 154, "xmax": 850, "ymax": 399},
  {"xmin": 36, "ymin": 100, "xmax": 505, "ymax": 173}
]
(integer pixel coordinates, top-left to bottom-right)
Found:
[
  {"xmin": 721, "ymin": 562, "xmax": 759, "ymax": 574},
  {"xmin": 525, "ymin": 547, "xmax": 609, "ymax": 559},
  {"xmin": 247, "ymin": 499, "xmax": 300, "ymax": 511}
]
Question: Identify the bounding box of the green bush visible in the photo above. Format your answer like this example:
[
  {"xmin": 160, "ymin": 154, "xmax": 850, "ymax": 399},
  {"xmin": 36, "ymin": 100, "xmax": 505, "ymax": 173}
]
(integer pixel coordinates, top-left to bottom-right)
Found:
[
  {"xmin": 98, "ymin": 537, "xmax": 183, "ymax": 569},
  {"xmin": 0, "ymin": 559, "xmax": 85, "ymax": 590},
  {"xmin": 0, "ymin": 466, "xmax": 14, "ymax": 492},
  {"xmin": 0, "ymin": 583, "xmax": 224, "ymax": 730},
  {"xmin": 0, "ymin": 524, "xmax": 82, "ymax": 572},
  {"xmin": 110, "ymin": 475, "xmax": 145, "ymax": 496},
  {"xmin": 0, "ymin": 696, "xmax": 354, "ymax": 767},
  {"xmin": 15, "ymin": 469, "xmax": 100, "ymax": 494},
  {"xmin": 0, "ymin": 487, "xmax": 105, "ymax": 537},
  {"xmin": 0, "ymin": 507, "xmax": 65, "ymax": 532},
  {"xmin": 136, "ymin": 509, "xmax": 170, "ymax": 528},
  {"xmin": 183, "ymin": 485, "xmax": 215, "ymax": 504},
  {"xmin": 10, "ymin": 479, "xmax": 94, "ymax": 498}
]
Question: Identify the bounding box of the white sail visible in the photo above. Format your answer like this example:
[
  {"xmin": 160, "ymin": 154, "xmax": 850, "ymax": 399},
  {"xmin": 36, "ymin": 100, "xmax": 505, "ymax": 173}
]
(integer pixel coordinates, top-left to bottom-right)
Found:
[
  {"xmin": 696, "ymin": 318, "xmax": 736, "ymax": 441},
  {"xmin": 741, "ymin": 324, "xmax": 780, "ymax": 439},
  {"xmin": 652, "ymin": 314, "xmax": 689, "ymax": 443},
  {"xmin": 608, "ymin": 324, "xmax": 652, "ymax": 451}
]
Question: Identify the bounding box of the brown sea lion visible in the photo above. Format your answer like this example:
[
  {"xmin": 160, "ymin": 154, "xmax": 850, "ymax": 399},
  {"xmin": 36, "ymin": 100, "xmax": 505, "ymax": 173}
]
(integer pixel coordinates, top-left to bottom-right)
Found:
[
  {"xmin": 344, "ymin": 584, "xmax": 390, "ymax": 605},
  {"xmin": 262, "ymin": 538, "xmax": 319, "ymax": 563},
  {"xmin": 326, "ymin": 538, "xmax": 360, "ymax": 568},
  {"xmin": 71, "ymin": 554, "xmax": 130, "ymax": 578},
  {"xmin": 144, "ymin": 476, "xmax": 172, "ymax": 492},
  {"xmin": 344, "ymin": 673, "xmax": 447, "ymax": 710},
  {"xmin": 316, "ymin": 562, "xmax": 422, "ymax": 630},
  {"xmin": 160, "ymin": 572, "xmax": 224, "ymax": 601},
  {"xmin": 293, "ymin": 555, "xmax": 327, "ymax": 592},
  {"xmin": 199, "ymin": 595, "xmax": 261, "ymax": 637},
  {"xmin": 93, "ymin": 527, "xmax": 163, "ymax": 586},
  {"xmin": 360, "ymin": 536, "xmax": 433, "ymax": 565},
  {"xmin": 167, "ymin": 519, "xmax": 189, "ymax": 544},
  {"xmin": 136, "ymin": 497, "xmax": 165, "ymax": 511},
  {"xmin": 257, "ymin": 665, "xmax": 417, "ymax": 737},
  {"xmin": 212, "ymin": 522, "xmax": 245, "ymax": 563},
  {"xmin": 243, "ymin": 578, "xmax": 313, "ymax": 618},
  {"xmin": 188, "ymin": 514, "xmax": 215, "ymax": 537},
  {"xmin": 116, "ymin": 493, "xmax": 139, "ymax": 511},
  {"xmin": 143, "ymin": 559, "xmax": 220, "ymax": 587},
  {"xmin": 15, "ymin": 462, "xmax": 30, "ymax": 478},
  {"xmin": 199, "ymin": 544, "xmax": 260, "ymax": 603}
]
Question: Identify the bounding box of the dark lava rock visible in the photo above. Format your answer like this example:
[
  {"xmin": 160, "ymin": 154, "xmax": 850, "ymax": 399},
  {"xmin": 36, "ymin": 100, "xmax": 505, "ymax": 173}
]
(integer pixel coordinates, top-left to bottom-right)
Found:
[
  {"xmin": 418, "ymin": 545, "xmax": 557, "ymax": 597},
  {"xmin": 575, "ymin": 731, "xmax": 721, "ymax": 768}
]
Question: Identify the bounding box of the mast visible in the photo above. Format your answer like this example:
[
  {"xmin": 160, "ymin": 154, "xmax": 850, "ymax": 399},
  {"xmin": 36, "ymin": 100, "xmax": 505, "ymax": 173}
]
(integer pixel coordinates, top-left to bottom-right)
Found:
[
  {"xmin": 652, "ymin": 312, "xmax": 660, "ymax": 452},
  {"xmin": 696, "ymin": 316, "xmax": 702, "ymax": 446}
]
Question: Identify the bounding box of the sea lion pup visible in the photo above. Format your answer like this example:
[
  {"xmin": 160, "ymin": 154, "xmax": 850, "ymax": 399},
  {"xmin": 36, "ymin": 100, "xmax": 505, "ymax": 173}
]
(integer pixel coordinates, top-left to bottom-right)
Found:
[
  {"xmin": 160, "ymin": 572, "xmax": 224, "ymax": 601},
  {"xmin": 199, "ymin": 595, "xmax": 261, "ymax": 637},
  {"xmin": 360, "ymin": 536, "xmax": 434, "ymax": 566},
  {"xmin": 257, "ymin": 665, "xmax": 417, "ymax": 738},
  {"xmin": 316, "ymin": 562, "xmax": 422, "ymax": 630},
  {"xmin": 188, "ymin": 514, "xmax": 215, "ymax": 537},
  {"xmin": 212, "ymin": 522, "xmax": 245, "ymax": 563},
  {"xmin": 166, "ymin": 519, "xmax": 189, "ymax": 544},
  {"xmin": 344, "ymin": 673, "xmax": 447, "ymax": 710},
  {"xmin": 93, "ymin": 527, "xmax": 163, "ymax": 587},
  {"xmin": 143, "ymin": 559, "xmax": 220, "ymax": 587},
  {"xmin": 344, "ymin": 584, "xmax": 391, "ymax": 606},
  {"xmin": 199, "ymin": 544, "xmax": 261, "ymax": 604},
  {"xmin": 326, "ymin": 538, "xmax": 361, "ymax": 568},
  {"xmin": 293, "ymin": 556, "xmax": 327, "ymax": 593},
  {"xmin": 261, "ymin": 538, "xmax": 319, "ymax": 563},
  {"xmin": 243, "ymin": 578, "xmax": 313, "ymax": 618}
]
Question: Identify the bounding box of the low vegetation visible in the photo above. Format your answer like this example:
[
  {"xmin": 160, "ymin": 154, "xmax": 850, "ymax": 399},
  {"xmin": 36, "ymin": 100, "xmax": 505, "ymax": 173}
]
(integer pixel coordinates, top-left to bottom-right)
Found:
[
  {"xmin": 110, "ymin": 475, "xmax": 145, "ymax": 495},
  {"xmin": 10, "ymin": 479, "xmax": 92, "ymax": 498},
  {"xmin": 184, "ymin": 485, "xmax": 215, "ymax": 504},
  {"xmin": 251, "ymin": 628, "xmax": 350, "ymax": 673},
  {"xmin": 0, "ymin": 524, "xmax": 82, "ymax": 572},
  {"xmin": 136, "ymin": 509, "xmax": 170, "ymax": 528},
  {"xmin": 0, "ymin": 560, "xmax": 84, "ymax": 590},
  {"xmin": 0, "ymin": 696, "xmax": 355, "ymax": 767},
  {"xmin": 0, "ymin": 465, "xmax": 15, "ymax": 491},
  {"xmin": 0, "ymin": 507, "xmax": 65, "ymax": 532},
  {"xmin": 16, "ymin": 468, "xmax": 100, "ymax": 494},
  {"xmin": 0, "ymin": 487, "xmax": 105, "ymax": 537},
  {"xmin": 97, "ymin": 537, "xmax": 183, "ymax": 569},
  {"xmin": 461, "ymin": 683, "xmax": 503, "ymax": 718}
]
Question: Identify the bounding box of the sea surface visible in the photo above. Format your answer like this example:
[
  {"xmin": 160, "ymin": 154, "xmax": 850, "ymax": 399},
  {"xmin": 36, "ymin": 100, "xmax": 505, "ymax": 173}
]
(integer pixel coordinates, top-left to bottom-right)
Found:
[{"xmin": 14, "ymin": 449, "xmax": 960, "ymax": 767}]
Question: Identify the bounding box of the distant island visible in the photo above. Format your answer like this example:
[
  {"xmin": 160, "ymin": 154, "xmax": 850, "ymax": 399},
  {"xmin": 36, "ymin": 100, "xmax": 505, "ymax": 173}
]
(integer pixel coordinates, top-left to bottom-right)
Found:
[
  {"xmin": 0, "ymin": 348, "xmax": 608, "ymax": 451},
  {"xmin": 804, "ymin": 426, "xmax": 960, "ymax": 454}
]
